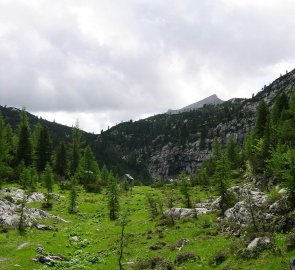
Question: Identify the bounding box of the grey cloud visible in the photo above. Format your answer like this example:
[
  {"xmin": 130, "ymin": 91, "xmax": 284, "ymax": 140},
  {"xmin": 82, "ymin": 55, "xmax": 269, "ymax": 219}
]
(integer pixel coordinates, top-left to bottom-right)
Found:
[{"xmin": 1, "ymin": 0, "xmax": 295, "ymax": 131}]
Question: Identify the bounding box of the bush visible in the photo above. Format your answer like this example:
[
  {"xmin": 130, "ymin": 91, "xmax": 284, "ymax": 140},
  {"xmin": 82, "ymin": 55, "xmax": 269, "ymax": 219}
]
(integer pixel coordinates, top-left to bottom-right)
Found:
[
  {"xmin": 136, "ymin": 256, "xmax": 173, "ymax": 270},
  {"xmin": 174, "ymin": 251, "xmax": 199, "ymax": 265},
  {"xmin": 209, "ymin": 251, "xmax": 227, "ymax": 266},
  {"xmin": 286, "ymin": 231, "xmax": 295, "ymax": 251}
]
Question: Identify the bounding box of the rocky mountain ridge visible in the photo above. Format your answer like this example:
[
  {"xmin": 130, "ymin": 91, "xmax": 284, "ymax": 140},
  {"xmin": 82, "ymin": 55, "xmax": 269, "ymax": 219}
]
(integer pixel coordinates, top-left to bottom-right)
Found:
[{"xmin": 167, "ymin": 94, "xmax": 224, "ymax": 114}]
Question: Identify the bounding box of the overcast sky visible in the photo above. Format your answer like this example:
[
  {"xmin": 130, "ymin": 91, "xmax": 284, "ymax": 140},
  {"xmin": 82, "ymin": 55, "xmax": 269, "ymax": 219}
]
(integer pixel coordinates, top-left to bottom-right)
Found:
[{"xmin": 1, "ymin": 0, "xmax": 295, "ymax": 133}]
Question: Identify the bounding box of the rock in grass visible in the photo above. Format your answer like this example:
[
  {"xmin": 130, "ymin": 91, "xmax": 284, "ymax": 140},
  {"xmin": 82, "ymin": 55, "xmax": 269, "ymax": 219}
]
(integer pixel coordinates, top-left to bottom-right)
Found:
[
  {"xmin": 34, "ymin": 255, "xmax": 64, "ymax": 265},
  {"xmin": 36, "ymin": 224, "xmax": 52, "ymax": 231}
]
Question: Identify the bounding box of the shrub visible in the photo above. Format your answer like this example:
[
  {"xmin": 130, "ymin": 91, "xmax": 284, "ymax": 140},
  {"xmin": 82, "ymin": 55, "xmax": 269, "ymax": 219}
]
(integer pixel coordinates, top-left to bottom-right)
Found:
[
  {"xmin": 209, "ymin": 251, "xmax": 227, "ymax": 266},
  {"xmin": 136, "ymin": 256, "xmax": 173, "ymax": 270},
  {"xmin": 174, "ymin": 251, "xmax": 199, "ymax": 265},
  {"xmin": 286, "ymin": 231, "xmax": 295, "ymax": 251}
]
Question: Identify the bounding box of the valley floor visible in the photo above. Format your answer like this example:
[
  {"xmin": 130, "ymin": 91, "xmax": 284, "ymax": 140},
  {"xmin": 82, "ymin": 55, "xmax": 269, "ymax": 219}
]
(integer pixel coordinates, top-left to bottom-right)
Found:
[{"xmin": 0, "ymin": 185, "xmax": 294, "ymax": 269}]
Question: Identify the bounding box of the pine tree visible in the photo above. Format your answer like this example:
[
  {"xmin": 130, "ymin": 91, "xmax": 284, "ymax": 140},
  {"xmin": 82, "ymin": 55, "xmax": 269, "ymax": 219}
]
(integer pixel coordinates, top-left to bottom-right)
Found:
[
  {"xmin": 35, "ymin": 125, "xmax": 52, "ymax": 173},
  {"xmin": 108, "ymin": 172, "xmax": 119, "ymax": 220},
  {"xmin": 16, "ymin": 108, "xmax": 33, "ymax": 166}
]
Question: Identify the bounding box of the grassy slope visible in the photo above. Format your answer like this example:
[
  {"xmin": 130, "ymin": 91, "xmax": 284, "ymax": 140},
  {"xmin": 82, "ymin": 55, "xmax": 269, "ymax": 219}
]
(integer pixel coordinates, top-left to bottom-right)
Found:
[{"xmin": 0, "ymin": 185, "xmax": 294, "ymax": 270}]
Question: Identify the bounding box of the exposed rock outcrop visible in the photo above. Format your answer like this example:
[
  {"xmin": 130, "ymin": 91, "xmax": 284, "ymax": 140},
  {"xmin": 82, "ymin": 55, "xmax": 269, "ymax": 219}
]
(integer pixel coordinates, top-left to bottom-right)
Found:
[{"xmin": 0, "ymin": 188, "xmax": 67, "ymax": 229}]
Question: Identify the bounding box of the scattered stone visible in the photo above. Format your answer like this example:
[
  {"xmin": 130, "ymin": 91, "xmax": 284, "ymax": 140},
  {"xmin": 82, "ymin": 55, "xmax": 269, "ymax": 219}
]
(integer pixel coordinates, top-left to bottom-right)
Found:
[
  {"xmin": 0, "ymin": 191, "xmax": 67, "ymax": 229},
  {"xmin": 246, "ymin": 237, "xmax": 271, "ymax": 251},
  {"xmin": 17, "ymin": 242, "xmax": 29, "ymax": 250},
  {"xmin": 164, "ymin": 207, "xmax": 211, "ymax": 220},
  {"xmin": 36, "ymin": 224, "xmax": 52, "ymax": 231},
  {"xmin": 34, "ymin": 255, "xmax": 64, "ymax": 265},
  {"xmin": 70, "ymin": 236, "xmax": 79, "ymax": 242},
  {"xmin": 171, "ymin": 238, "xmax": 189, "ymax": 250},
  {"xmin": 36, "ymin": 245, "xmax": 45, "ymax": 254}
]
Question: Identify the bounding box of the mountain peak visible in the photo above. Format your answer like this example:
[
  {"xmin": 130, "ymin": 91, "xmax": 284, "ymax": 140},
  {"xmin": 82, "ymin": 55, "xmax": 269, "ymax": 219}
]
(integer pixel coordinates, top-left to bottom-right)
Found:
[{"xmin": 167, "ymin": 94, "xmax": 224, "ymax": 114}]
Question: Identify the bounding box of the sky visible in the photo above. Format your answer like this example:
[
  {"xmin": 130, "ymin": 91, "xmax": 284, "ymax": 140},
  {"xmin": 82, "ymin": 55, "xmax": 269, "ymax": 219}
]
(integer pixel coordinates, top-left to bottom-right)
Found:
[{"xmin": 1, "ymin": 0, "xmax": 295, "ymax": 133}]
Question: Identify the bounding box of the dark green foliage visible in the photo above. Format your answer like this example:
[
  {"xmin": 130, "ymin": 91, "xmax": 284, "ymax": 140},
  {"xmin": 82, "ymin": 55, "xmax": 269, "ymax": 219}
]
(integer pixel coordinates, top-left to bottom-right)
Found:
[
  {"xmin": 107, "ymin": 172, "xmax": 119, "ymax": 220},
  {"xmin": 16, "ymin": 108, "xmax": 33, "ymax": 166},
  {"xmin": 226, "ymin": 137, "xmax": 240, "ymax": 168},
  {"xmin": 77, "ymin": 145, "xmax": 100, "ymax": 191},
  {"xmin": 174, "ymin": 251, "xmax": 199, "ymax": 265},
  {"xmin": 136, "ymin": 256, "xmax": 173, "ymax": 270},
  {"xmin": 254, "ymin": 100, "xmax": 269, "ymax": 139},
  {"xmin": 214, "ymin": 153, "xmax": 231, "ymax": 216},
  {"xmin": 70, "ymin": 122, "xmax": 81, "ymax": 175},
  {"xmin": 20, "ymin": 166, "xmax": 37, "ymax": 191},
  {"xmin": 54, "ymin": 141, "xmax": 67, "ymax": 178},
  {"xmin": 35, "ymin": 125, "xmax": 52, "ymax": 173}
]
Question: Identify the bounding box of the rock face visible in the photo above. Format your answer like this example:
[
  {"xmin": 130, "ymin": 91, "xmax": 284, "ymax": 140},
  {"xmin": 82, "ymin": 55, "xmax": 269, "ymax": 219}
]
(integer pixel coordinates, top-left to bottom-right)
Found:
[
  {"xmin": 164, "ymin": 207, "xmax": 211, "ymax": 219},
  {"xmin": 147, "ymin": 70, "xmax": 295, "ymax": 179},
  {"xmin": 1, "ymin": 188, "xmax": 45, "ymax": 203},
  {"xmin": 0, "ymin": 188, "xmax": 67, "ymax": 229},
  {"xmin": 167, "ymin": 94, "xmax": 224, "ymax": 114}
]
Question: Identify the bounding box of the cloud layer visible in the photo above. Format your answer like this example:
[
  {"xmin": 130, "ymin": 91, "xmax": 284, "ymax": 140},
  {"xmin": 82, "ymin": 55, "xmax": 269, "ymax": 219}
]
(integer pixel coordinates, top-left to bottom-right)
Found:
[{"xmin": 1, "ymin": 0, "xmax": 295, "ymax": 132}]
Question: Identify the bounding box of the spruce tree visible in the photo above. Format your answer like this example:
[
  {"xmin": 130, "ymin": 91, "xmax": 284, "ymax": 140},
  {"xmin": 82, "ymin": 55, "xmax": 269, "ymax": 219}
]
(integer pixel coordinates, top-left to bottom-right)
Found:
[{"xmin": 16, "ymin": 108, "xmax": 33, "ymax": 166}]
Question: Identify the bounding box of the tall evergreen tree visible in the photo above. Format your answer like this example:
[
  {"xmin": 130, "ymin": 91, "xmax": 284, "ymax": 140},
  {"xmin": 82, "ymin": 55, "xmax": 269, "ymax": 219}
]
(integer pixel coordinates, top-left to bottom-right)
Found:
[
  {"xmin": 16, "ymin": 108, "xmax": 33, "ymax": 166},
  {"xmin": 35, "ymin": 125, "xmax": 52, "ymax": 173},
  {"xmin": 214, "ymin": 153, "xmax": 231, "ymax": 216},
  {"xmin": 70, "ymin": 121, "xmax": 81, "ymax": 174},
  {"xmin": 77, "ymin": 145, "xmax": 100, "ymax": 191},
  {"xmin": 54, "ymin": 141, "xmax": 67, "ymax": 178},
  {"xmin": 226, "ymin": 137, "xmax": 239, "ymax": 168},
  {"xmin": 254, "ymin": 100, "xmax": 269, "ymax": 139}
]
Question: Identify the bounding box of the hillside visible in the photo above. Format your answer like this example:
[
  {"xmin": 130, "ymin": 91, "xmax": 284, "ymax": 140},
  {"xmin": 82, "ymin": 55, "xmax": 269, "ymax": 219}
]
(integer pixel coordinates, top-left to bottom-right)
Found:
[
  {"xmin": 1, "ymin": 69, "xmax": 295, "ymax": 182},
  {"xmin": 92, "ymin": 69, "xmax": 295, "ymax": 180}
]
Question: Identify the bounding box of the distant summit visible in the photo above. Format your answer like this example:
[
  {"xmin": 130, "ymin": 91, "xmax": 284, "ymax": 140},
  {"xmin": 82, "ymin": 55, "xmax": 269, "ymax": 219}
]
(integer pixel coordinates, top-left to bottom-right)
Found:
[{"xmin": 167, "ymin": 94, "xmax": 224, "ymax": 114}]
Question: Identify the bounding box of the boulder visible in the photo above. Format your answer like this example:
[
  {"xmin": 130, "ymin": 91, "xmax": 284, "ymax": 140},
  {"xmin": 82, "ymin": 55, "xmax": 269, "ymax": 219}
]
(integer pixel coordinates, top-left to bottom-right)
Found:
[
  {"xmin": 164, "ymin": 207, "xmax": 211, "ymax": 219},
  {"xmin": 246, "ymin": 237, "xmax": 271, "ymax": 251}
]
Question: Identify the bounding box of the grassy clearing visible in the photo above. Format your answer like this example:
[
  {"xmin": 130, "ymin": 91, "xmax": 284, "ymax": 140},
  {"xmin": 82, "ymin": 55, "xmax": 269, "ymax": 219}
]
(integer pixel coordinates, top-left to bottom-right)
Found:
[{"xmin": 0, "ymin": 185, "xmax": 295, "ymax": 269}]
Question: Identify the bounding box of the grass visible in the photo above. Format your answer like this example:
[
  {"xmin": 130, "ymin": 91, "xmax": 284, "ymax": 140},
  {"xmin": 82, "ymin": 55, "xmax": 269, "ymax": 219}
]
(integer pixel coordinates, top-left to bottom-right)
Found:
[{"xmin": 0, "ymin": 184, "xmax": 295, "ymax": 269}]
